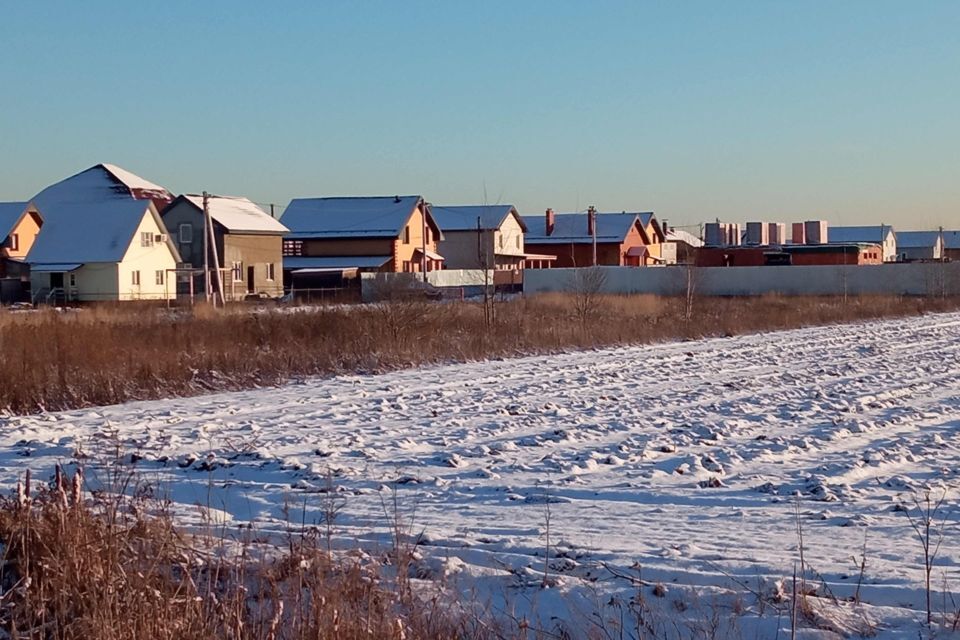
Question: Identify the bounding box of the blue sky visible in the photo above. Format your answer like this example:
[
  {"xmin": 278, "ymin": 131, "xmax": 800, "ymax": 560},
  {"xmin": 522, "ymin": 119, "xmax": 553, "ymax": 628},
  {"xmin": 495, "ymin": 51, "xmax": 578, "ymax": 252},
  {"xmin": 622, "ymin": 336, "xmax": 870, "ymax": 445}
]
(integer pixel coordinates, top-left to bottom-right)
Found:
[{"xmin": 1, "ymin": 1, "xmax": 957, "ymax": 228}]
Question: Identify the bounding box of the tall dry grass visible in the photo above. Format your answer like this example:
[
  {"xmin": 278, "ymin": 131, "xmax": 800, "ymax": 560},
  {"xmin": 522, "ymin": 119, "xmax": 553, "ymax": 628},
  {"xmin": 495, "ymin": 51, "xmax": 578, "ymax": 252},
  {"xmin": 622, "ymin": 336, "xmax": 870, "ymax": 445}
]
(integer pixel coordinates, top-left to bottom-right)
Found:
[
  {"xmin": 0, "ymin": 294, "xmax": 956, "ymax": 415},
  {"xmin": 0, "ymin": 467, "xmax": 496, "ymax": 640}
]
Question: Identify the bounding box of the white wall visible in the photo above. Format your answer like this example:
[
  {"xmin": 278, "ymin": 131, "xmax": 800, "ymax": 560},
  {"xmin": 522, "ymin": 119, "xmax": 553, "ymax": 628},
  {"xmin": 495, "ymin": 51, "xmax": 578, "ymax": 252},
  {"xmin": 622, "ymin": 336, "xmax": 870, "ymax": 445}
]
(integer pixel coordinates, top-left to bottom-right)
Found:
[
  {"xmin": 524, "ymin": 263, "xmax": 960, "ymax": 297},
  {"xmin": 116, "ymin": 210, "xmax": 179, "ymax": 300}
]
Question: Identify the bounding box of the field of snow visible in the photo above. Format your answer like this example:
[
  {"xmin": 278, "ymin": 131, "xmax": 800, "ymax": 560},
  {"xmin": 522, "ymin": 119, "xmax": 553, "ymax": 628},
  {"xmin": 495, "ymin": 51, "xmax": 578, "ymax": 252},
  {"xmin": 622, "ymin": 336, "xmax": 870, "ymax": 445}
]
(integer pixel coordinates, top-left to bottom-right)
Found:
[{"xmin": 2, "ymin": 312, "xmax": 960, "ymax": 637}]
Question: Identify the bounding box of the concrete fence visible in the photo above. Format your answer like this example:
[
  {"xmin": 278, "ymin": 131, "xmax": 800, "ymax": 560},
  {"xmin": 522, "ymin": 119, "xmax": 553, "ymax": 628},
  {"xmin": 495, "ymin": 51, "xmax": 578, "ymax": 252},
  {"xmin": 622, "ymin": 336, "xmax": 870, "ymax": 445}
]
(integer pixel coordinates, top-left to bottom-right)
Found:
[{"xmin": 523, "ymin": 263, "xmax": 960, "ymax": 297}]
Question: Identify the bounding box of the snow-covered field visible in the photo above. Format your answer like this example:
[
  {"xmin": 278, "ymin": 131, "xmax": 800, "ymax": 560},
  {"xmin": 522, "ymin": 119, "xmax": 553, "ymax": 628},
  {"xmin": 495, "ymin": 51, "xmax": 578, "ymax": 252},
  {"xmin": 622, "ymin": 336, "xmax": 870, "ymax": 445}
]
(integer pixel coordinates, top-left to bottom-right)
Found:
[{"xmin": 3, "ymin": 312, "xmax": 960, "ymax": 637}]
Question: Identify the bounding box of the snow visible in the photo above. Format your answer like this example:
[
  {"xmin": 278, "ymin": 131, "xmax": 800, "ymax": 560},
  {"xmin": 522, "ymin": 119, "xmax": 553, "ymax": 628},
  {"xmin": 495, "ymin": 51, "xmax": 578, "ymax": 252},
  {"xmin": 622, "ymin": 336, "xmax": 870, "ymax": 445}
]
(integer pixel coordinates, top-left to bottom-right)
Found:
[
  {"xmin": 100, "ymin": 163, "xmax": 170, "ymax": 195},
  {"xmin": 25, "ymin": 199, "xmax": 152, "ymax": 264},
  {"xmin": 523, "ymin": 211, "xmax": 652, "ymax": 244},
  {"xmin": 432, "ymin": 205, "xmax": 520, "ymax": 232},
  {"xmin": 2, "ymin": 312, "xmax": 959, "ymax": 637},
  {"xmin": 182, "ymin": 195, "xmax": 288, "ymax": 234}
]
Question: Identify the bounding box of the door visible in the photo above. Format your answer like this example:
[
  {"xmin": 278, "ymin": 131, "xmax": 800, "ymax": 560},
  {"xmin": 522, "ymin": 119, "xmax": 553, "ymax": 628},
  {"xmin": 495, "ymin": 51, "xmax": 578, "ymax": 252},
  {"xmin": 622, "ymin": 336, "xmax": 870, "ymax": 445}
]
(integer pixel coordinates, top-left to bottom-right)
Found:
[
  {"xmin": 49, "ymin": 272, "xmax": 64, "ymax": 289},
  {"xmin": 247, "ymin": 266, "xmax": 255, "ymax": 294}
]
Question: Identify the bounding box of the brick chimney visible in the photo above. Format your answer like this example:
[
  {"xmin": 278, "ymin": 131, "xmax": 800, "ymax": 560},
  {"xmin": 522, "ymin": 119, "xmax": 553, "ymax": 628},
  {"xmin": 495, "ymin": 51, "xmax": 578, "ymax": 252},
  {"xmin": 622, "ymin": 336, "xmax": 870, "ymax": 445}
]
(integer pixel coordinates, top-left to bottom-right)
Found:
[
  {"xmin": 545, "ymin": 208, "xmax": 555, "ymax": 235},
  {"xmin": 587, "ymin": 206, "xmax": 597, "ymax": 236}
]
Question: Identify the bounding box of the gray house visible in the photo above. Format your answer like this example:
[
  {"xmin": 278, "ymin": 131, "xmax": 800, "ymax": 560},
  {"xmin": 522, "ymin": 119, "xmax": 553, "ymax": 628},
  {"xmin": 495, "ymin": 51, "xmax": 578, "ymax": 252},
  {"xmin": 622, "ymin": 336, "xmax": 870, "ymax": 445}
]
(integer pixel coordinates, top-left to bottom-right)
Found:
[
  {"xmin": 896, "ymin": 231, "xmax": 943, "ymax": 261},
  {"xmin": 431, "ymin": 205, "xmax": 529, "ymax": 271},
  {"xmin": 161, "ymin": 195, "xmax": 288, "ymax": 298}
]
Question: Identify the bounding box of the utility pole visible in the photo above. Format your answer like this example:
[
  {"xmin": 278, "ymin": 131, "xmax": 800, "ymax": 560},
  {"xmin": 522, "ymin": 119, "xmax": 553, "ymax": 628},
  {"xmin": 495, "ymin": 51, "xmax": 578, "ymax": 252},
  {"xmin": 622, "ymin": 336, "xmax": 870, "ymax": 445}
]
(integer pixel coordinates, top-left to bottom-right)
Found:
[
  {"xmin": 589, "ymin": 206, "xmax": 597, "ymax": 266},
  {"xmin": 202, "ymin": 191, "xmax": 211, "ymax": 303},
  {"xmin": 421, "ymin": 200, "xmax": 429, "ymax": 282}
]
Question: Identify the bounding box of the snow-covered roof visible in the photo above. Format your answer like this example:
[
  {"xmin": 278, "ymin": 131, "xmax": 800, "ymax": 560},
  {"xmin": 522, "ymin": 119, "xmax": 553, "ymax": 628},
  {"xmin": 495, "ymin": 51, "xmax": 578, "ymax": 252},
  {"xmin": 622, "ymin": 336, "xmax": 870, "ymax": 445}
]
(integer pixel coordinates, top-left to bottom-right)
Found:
[
  {"xmin": 431, "ymin": 205, "xmax": 526, "ymax": 232},
  {"xmin": 0, "ymin": 202, "xmax": 30, "ymax": 239},
  {"xmin": 282, "ymin": 255, "xmax": 391, "ymax": 270},
  {"xmin": 175, "ymin": 195, "xmax": 288, "ymax": 234},
  {"xmin": 896, "ymin": 231, "xmax": 942, "ymax": 249},
  {"xmin": 32, "ymin": 163, "xmax": 173, "ymax": 209},
  {"xmin": 522, "ymin": 212, "xmax": 649, "ymax": 245},
  {"xmin": 26, "ymin": 199, "xmax": 157, "ymax": 264},
  {"xmin": 666, "ymin": 228, "xmax": 704, "ymax": 247},
  {"xmin": 827, "ymin": 225, "xmax": 895, "ymax": 244},
  {"xmin": 282, "ymin": 196, "xmax": 437, "ymax": 239}
]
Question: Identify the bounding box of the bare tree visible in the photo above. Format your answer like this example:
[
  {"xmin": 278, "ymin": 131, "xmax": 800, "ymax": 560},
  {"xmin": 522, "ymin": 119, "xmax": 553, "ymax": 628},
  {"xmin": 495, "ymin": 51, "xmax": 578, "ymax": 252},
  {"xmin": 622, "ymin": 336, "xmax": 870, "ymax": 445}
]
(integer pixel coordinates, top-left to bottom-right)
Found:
[{"xmin": 568, "ymin": 267, "xmax": 607, "ymax": 326}]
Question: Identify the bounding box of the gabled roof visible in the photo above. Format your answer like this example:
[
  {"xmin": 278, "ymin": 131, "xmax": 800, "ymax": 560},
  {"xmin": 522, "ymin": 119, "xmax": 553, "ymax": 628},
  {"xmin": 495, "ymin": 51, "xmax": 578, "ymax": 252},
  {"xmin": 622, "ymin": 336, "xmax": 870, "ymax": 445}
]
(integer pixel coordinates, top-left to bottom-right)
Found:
[
  {"xmin": 170, "ymin": 195, "xmax": 288, "ymax": 234},
  {"xmin": 26, "ymin": 199, "xmax": 160, "ymax": 264},
  {"xmin": 0, "ymin": 202, "xmax": 31, "ymax": 239},
  {"xmin": 943, "ymin": 231, "xmax": 960, "ymax": 250},
  {"xmin": 431, "ymin": 205, "xmax": 527, "ymax": 232},
  {"xmin": 32, "ymin": 163, "xmax": 173, "ymax": 209},
  {"xmin": 666, "ymin": 228, "xmax": 704, "ymax": 247},
  {"xmin": 896, "ymin": 231, "xmax": 942, "ymax": 249},
  {"xmin": 522, "ymin": 212, "xmax": 649, "ymax": 245},
  {"xmin": 282, "ymin": 196, "xmax": 438, "ymax": 239},
  {"xmin": 827, "ymin": 225, "xmax": 895, "ymax": 244}
]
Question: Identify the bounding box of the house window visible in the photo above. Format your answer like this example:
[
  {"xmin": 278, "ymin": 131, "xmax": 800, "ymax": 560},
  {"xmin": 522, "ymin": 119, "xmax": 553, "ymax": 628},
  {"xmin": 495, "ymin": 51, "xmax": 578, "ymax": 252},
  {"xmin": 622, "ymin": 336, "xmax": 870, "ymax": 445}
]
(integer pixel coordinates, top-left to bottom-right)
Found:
[
  {"xmin": 402, "ymin": 260, "xmax": 411, "ymax": 272},
  {"xmin": 266, "ymin": 263, "xmax": 275, "ymax": 281},
  {"xmin": 155, "ymin": 270, "xmax": 164, "ymax": 285},
  {"xmin": 516, "ymin": 236, "xmax": 521, "ymax": 250},
  {"xmin": 178, "ymin": 223, "xmax": 193, "ymax": 244},
  {"xmin": 404, "ymin": 225, "xmax": 410, "ymax": 244},
  {"xmin": 69, "ymin": 273, "xmax": 77, "ymax": 288},
  {"xmin": 232, "ymin": 261, "xmax": 242, "ymax": 281},
  {"xmin": 140, "ymin": 232, "xmax": 154, "ymax": 247},
  {"xmin": 9, "ymin": 233, "xmax": 18, "ymax": 251},
  {"xmin": 131, "ymin": 270, "xmax": 141, "ymax": 286},
  {"xmin": 425, "ymin": 227, "xmax": 431, "ymax": 244}
]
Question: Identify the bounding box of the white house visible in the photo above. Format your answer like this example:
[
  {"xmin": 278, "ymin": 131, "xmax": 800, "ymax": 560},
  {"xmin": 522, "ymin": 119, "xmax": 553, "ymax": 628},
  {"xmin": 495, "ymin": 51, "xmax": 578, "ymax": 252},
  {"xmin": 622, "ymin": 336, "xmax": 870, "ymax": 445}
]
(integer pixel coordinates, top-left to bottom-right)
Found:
[
  {"xmin": 27, "ymin": 200, "xmax": 180, "ymax": 302},
  {"xmin": 26, "ymin": 163, "xmax": 180, "ymax": 302}
]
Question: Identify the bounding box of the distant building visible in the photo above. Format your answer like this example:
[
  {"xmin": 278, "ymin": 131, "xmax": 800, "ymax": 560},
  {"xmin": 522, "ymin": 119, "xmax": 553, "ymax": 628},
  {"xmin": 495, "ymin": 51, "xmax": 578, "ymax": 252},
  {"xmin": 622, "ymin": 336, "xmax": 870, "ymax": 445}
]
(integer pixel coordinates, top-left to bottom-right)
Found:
[
  {"xmin": 697, "ymin": 243, "xmax": 882, "ymax": 267},
  {"xmin": 162, "ymin": 195, "xmax": 288, "ymax": 298},
  {"xmin": 663, "ymin": 226, "xmax": 702, "ymax": 264},
  {"xmin": 0, "ymin": 202, "xmax": 43, "ymax": 302},
  {"xmin": 943, "ymin": 231, "xmax": 960, "ymax": 262},
  {"xmin": 25, "ymin": 163, "xmax": 180, "ymax": 302},
  {"xmin": 895, "ymin": 231, "xmax": 943, "ymax": 262},
  {"xmin": 521, "ymin": 208, "xmax": 665, "ymax": 267},
  {"xmin": 827, "ymin": 226, "xmax": 897, "ymax": 262},
  {"xmin": 280, "ymin": 196, "xmax": 445, "ymax": 279},
  {"xmin": 431, "ymin": 205, "xmax": 533, "ymax": 271}
]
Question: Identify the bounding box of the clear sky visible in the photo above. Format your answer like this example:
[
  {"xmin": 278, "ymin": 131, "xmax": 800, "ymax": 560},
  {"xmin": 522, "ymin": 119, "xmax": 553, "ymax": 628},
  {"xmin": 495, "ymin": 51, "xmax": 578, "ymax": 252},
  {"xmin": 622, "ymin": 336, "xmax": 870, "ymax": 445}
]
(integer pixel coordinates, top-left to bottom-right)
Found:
[{"xmin": 1, "ymin": 1, "xmax": 957, "ymax": 229}]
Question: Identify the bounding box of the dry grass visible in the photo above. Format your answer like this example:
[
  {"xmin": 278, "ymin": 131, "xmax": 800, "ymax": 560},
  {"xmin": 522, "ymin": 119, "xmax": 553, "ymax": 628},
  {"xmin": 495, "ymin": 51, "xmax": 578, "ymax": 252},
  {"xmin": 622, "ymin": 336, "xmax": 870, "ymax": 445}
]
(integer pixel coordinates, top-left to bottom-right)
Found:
[
  {"xmin": 0, "ymin": 467, "xmax": 496, "ymax": 640},
  {"xmin": 0, "ymin": 293, "xmax": 957, "ymax": 415}
]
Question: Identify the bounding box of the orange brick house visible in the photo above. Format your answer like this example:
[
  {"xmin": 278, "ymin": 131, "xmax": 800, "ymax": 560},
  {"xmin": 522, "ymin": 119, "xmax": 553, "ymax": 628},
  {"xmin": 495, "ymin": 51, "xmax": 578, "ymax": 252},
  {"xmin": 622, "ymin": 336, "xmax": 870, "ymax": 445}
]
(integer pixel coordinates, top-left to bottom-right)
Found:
[
  {"xmin": 521, "ymin": 207, "xmax": 665, "ymax": 267},
  {"xmin": 280, "ymin": 196, "xmax": 444, "ymax": 278}
]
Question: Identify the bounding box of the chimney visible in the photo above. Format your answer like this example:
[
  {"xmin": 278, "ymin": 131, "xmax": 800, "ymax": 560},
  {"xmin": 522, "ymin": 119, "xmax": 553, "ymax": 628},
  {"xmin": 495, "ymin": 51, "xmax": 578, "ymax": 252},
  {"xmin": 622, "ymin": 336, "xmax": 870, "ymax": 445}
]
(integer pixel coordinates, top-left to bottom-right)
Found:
[
  {"xmin": 545, "ymin": 208, "xmax": 555, "ymax": 236},
  {"xmin": 587, "ymin": 206, "xmax": 597, "ymax": 236},
  {"xmin": 662, "ymin": 219, "xmax": 669, "ymax": 234}
]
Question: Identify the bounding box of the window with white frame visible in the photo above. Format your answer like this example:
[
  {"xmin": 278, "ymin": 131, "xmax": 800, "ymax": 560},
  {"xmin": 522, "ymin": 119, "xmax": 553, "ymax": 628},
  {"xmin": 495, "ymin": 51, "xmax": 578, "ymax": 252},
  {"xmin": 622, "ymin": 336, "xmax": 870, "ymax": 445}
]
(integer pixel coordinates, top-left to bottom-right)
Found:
[
  {"xmin": 232, "ymin": 261, "xmax": 242, "ymax": 282},
  {"xmin": 266, "ymin": 263, "xmax": 275, "ymax": 281},
  {"xmin": 140, "ymin": 232, "xmax": 154, "ymax": 247},
  {"xmin": 69, "ymin": 273, "xmax": 77, "ymax": 288},
  {"xmin": 131, "ymin": 270, "xmax": 141, "ymax": 286},
  {"xmin": 9, "ymin": 233, "xmax": 18, "ymax": 251},
  {"xmin": 178, "ymin": 223, "xmax": 193, "ymax": 244},
  {"xmin": 155, "ymin": 270, "xmax": 164, "ymax": 285}
]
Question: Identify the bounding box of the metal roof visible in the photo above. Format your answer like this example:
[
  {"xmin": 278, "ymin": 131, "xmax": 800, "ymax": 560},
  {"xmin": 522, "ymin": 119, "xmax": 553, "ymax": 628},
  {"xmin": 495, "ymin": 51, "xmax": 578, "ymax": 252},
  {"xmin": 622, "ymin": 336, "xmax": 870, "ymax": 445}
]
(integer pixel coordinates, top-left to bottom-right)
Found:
[
  {"xmin": 0, "ymin": 202, "xmax": 30, "ymax": 239},
  {"xmin": 174, "ymin": 195, "xmax": 288, "ymax": 234},
  {"xmin": 281, "ymin": 196, "xmax": 432, "ymax": 239},
  {"xmin": 26, "ymin": 199, "xmax": 157, "ymax": 264},
  {"xmin": 943, "ymin": 231, "xmax": 960, "ymax": 250},
  {"xmin": 32, "ymin": 164, "xmax": 173, "ymax": 210},
  {"xmin": 522, "ymin": 212, "xmax": 649, "ymax": 244},
  {"xmin": 431, "ymin": 205, "xmax": 526, "ymax": 232},
  {"xmin": 282, "ymin": 255, "xmax": 391, "ymax": 270},
  {"xmin": 827, "ymin": 226, "xmax": 895, "ymax": 244},
  {"xmin": 30, "ymin": 263, "xmax": 83, "ymax": 273},
  {"xmin": 896, "ymin": 231, "xmax": 942, "ymax": 249}
]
